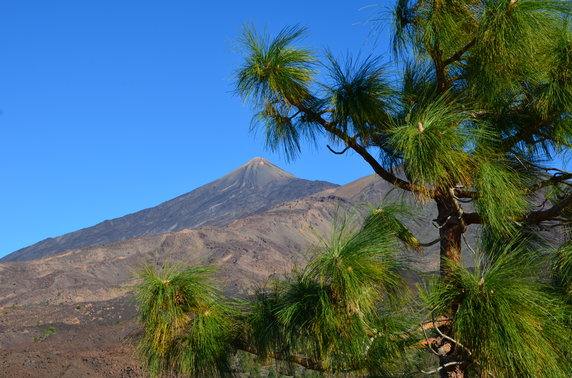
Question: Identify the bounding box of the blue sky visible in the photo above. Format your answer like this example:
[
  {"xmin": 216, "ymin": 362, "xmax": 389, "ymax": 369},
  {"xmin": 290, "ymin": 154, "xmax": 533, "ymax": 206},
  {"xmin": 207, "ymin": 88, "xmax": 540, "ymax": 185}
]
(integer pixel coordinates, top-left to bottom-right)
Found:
[{"xmin": 0, "ymin": 1, "xmax": 395, "ymax": 257}]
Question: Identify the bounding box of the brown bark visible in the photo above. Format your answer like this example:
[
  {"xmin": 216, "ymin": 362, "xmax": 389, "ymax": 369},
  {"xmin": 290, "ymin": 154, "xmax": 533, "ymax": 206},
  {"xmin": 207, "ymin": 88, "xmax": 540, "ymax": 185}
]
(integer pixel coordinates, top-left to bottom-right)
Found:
[
  {"xmin": 435, "ymin": 191, "xmax": 467, "ymax": 377},
  {"xmin": 436, "ymin": 192, "xmax": 464, "ymax": 276},
  {"xmin": 440, "ymin": 359, "xmax": 465, "ymax": 378}
]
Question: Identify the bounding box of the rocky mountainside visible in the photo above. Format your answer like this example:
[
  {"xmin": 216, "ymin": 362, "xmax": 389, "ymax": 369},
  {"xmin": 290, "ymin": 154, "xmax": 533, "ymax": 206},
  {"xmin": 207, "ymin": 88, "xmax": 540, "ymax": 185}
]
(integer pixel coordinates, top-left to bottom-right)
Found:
[
  {"xmin": 1, "ymin": 157, "xmax": 337, "ymax": 262},
  {"xmin": 0, "ymin": 172, "xmax": 466, "ymax": 309}
]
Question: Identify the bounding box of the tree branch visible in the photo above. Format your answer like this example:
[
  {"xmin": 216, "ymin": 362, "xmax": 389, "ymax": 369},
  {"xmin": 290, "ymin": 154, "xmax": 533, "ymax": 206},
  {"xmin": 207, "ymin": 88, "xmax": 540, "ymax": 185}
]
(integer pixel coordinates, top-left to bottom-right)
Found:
[
  {"xmin": 326, "ymin": 144, "xmax": 350, "ymax": 155},
  {"xmin": 421, "ymin": 324, "xmax": 441, "ymax": 357},
  {"xmin": 299, "ymin": 104, "xmax": 434, "ymax": 197},
  {"xmin": 421, "ymin": 361, "xmax": 465, "ymax": 375},
  {"xmin": 235, "ymin": 342, "xmax": 326, "ymax": 372},
  {"xmin": 521, "ymin": 160, "xmax": 572, "ymax": 193},
  {"xmin": 462, "ymin": 212, "xmax": 483, "ymax": 225},
  {"xmin": 454, "ymin": 188, "xmax": 478, "ymax": 199},
  {"xmin": 528, "ymin": 173, "xmax": 572, "ymax": 193},
  {"xmin": 463, "ymin": 192, "xmax": 572, "ymax": 225},
  {"xmin": 525, "ymin": 193, "xmax": 572, "ymax": 223},
  {"xmin": 501, "ymin": 118, "xmax": 553, "ymax": 152},
  {"xmin": 419, "ymin": 236, "xmax": 445, "ymax": 247},
  {"xmin": 431, "ymin": 318, "xmax": 472, "ymax": 357},
  {"xmin": 442, "ymin": 39, "xmax": 476, "ymax": 67}
]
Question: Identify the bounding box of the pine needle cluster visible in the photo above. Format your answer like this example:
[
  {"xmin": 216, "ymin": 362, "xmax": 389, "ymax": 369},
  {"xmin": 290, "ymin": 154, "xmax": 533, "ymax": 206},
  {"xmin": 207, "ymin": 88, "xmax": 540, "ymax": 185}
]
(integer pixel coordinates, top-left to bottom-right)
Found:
[
  {"xmin": 242, "ymin": 215, "xmax": 415, "ymax": 373},
  {"xmin": 423, "ymin": 244, "xmax": 571, "ymax": 376},
  {"xmin": 134, "ymin": 263, "xmax": 234, "ymax": 376}
]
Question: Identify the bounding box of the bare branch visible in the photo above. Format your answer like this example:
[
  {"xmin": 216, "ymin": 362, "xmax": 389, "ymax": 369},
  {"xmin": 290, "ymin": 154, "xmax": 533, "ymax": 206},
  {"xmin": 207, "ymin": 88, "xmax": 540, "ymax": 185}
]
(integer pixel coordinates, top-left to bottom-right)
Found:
[
  {"xmin": 523, "ymin": 160, "xmax": 572, "ymax": 175},
  {"xmin": 540, "ymin": 221, "xmax": 572, "ymax": 230},
  {"xmin": 529, "ymin": 174, "xmax": 572, "ymax": 193},
  {"xmin": 450, "ymin": 75, "xmax": 467, "ymax": 84},
  {"xmin": 419, "ymin": 236, "xmax": 444, "ymax": 247},
  {"xmin": 288, "ymin": 110, "xmax": 301, "ymax": 120},
  {"xmin": 421, "ymin": 361, "xmax": 465, "ymax": 375},
  {"xmin": 462, "ymin": 234, "xmax": 477, "ymax": 256},
  {"xmin": 326, "ymin": 144, "xmax": 350, "ymax": 155},
  {"xmin": 421, "ymin": 317, "xmax": 451, "ymax": 330},
  {"xmin": 432, "ymin": 317, "xmax": 472, "ymax": 356},
  {"xmin": 421, "ymin": 324, "xmax": 441, "ymax": 357},
  {"xmin": 454, "ymin": 187, "xmax": 478, "ymax": 200}
]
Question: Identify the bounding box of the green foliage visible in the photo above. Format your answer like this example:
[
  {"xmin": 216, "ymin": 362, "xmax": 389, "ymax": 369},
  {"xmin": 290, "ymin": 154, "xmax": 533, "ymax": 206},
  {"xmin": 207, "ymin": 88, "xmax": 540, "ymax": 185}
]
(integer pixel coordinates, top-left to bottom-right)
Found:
[
  {"xmin": 469, "ymin": 0, "xmax": 568, "ymax": 101},
  {"xmin": 242, "ymin": 216, "xmax": 416, "ymax": 374},
  {"xmin": 134, "ymin": 263, "xmax": 234, "ymax": 377},
  {"xmin": 236, "ymin": 25, "xmax": 317, "ymax": 160},
  {"xmin": 33, "ymin": 326, "xmax": 56, "ymax": 342},
  {"xmin": 365, "ymin": 202, "xmax": 422, "ymax": 251},
  {"xmin": 323, "ymin": 53, "xmax": 394, "ymax": 139},
  {"xmin": 236, "ymin": 25, "xmax": 316, "ymax": 107},
  {"xmin": 363, "ymin": 307, "xmax": 428, "ymax": 377},
  {"xmin": 423, "ymin": 244, "xmax": 572, "ymax": 377},
  {"xmin": 392, "ymin": 0, "xmax": 478, "ymax": 61},
  {"xmin": 473, "ymin": 158, "xmax": 529, "ymax": 234},
  {"xmin": 306, "ymin": 214, "xmax": 406, "ymax": 306},
  {"xmin": 554, "ymin": 241, "xmax": 572, "ymax": 304},
  {"xmin": 389, "ymin": 92, "xmax": 473, "ymax": 187}
]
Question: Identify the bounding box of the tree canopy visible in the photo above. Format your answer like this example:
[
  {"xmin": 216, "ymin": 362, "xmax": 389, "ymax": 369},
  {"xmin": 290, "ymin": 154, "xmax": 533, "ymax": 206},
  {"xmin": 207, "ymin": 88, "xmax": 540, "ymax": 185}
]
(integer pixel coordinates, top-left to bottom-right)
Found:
[{"xmin": 135, "ymin": 1, "xmax": 572, "ymax": 376}]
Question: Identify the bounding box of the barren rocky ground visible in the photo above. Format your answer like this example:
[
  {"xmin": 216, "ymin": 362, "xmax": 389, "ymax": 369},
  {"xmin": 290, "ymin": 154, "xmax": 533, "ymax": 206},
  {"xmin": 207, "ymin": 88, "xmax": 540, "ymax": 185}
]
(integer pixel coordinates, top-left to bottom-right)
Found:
[{"xmin": 0, "ymin": 297, "xmax": 143, "ymax": 377}]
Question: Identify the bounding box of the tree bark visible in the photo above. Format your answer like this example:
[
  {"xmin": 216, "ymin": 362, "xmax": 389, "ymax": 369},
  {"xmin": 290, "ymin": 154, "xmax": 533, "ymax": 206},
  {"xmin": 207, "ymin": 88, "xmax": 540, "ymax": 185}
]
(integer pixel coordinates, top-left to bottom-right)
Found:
[
  {"xmin": 436, "ymin": 191, "xmax": 463, "ymax": 276},
  {"xmin": 435, "ymin": 191, "xmax": 467, "ymax": 378}
]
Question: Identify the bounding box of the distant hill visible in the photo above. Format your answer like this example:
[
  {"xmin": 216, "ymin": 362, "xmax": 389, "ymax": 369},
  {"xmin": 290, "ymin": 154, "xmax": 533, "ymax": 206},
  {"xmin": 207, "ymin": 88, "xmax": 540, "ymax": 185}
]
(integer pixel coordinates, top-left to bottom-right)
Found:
[{"xmin": 1, "ymin": 158, "xmax": 337, "ymax": 262}]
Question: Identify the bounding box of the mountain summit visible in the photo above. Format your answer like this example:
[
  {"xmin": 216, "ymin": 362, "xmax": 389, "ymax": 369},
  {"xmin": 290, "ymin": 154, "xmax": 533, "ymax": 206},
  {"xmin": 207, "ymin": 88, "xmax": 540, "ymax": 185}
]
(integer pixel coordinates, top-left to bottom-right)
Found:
[
  {"xmin": 215, "ymin": 157, "xmax": 295, "ymax": 188},
  {"xmin": 1, "ymin": 158, "xmax": 337, "ymax": 262}
]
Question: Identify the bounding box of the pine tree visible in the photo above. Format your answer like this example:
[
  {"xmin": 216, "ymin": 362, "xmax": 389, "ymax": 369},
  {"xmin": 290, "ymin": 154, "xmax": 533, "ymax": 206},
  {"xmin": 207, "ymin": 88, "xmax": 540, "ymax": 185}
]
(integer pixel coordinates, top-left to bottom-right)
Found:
[
  {"xmin": 135, "ymin": 1, "xmax": 572, "ymax": 377},
  {"xmin": 233, "ymin": 1, "xmax": 572, "ymax": 375}
]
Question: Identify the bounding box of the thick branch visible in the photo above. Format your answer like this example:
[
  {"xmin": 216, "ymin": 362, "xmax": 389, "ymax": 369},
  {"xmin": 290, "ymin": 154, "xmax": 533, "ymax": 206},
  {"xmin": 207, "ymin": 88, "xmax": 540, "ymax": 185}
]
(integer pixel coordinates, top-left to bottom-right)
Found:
[
  {"xmin": 235, "ymin": 342, "xmax": 326, "ymax": 372},
  {"xmin": 528, "ymin": 173, "xmax": 572, "ymax": 193},
  {"xmin": 335, "ymin": 131, "xmax": 433, "ymax": 196},
  {"xmin": 454, "ymin": 188, "xmax": 478, "ymax": 199},
  {"xmin": 501, "ymin": 118, "xmax": 554, "ymax": 152},
  {"xmin": 463, "ymin": 192, "xmax": 572, "ymax": 225},
  {"xmin": 525, "ymin": 193, "xmax": 572, "ymax": 223},
  {"xmin": 299, "ymin": 105, "xmax": 434, "ymax": 197},
  {"xmin": 462, "ymin": 212, "xmax": 482, "ymax": 225},
  {"xmin": 442, "ymin": 39, "xmax": 476, "ymax": 67},
  {"xmin": 429, "ymin": 44, "xmax": 448, "ymax": 93}
]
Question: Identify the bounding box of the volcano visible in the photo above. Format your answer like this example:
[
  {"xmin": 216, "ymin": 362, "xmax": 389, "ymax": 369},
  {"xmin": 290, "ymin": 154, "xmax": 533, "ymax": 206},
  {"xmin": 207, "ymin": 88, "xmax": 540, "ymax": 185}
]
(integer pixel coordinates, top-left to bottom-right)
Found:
[{"xmin": 1, "ymin": 158, "xmax": 337, "ymax": 262}]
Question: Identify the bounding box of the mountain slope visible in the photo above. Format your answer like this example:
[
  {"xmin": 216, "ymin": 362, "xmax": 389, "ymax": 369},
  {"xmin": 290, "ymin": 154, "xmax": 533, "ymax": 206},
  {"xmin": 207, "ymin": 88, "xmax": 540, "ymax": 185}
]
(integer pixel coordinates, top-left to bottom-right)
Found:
[
  {"xmin": 1, "ymin": 158, "xmax": 337, "ymax": 262},
  {"xmin": 0, "ymin": 174, "xmax": 468, "ymax": 308}
]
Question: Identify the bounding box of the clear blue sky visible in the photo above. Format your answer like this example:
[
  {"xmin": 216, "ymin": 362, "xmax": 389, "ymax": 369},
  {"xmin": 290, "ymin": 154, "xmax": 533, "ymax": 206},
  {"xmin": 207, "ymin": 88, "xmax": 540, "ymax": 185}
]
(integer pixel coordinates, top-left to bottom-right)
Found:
[{"xmin": 0, "ymin": 1, "xmax": 395, "ymax": 257}]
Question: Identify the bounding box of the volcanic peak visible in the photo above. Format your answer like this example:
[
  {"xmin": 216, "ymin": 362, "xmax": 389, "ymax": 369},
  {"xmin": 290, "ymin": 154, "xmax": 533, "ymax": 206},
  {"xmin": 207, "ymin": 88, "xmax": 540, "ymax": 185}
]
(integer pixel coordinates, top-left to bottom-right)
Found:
[
  {"xmin": 218, "ymin": 157, "xmax": 295, "ymax": 188},
  {"xmin": 0, "ymin": 158, "xmax": 336, "ymax": 262}
]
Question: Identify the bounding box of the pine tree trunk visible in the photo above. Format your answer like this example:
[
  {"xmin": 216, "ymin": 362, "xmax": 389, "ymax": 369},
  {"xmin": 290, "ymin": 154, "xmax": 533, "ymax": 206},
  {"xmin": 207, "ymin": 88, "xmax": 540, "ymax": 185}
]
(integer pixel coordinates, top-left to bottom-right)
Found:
[
  {"xmin": 435, "ymin": 191, "xmax": 467, "ymax": 378},
  {"xmin": 436, "ymin": 192, "xmax": 463, "ymax": 275}
]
